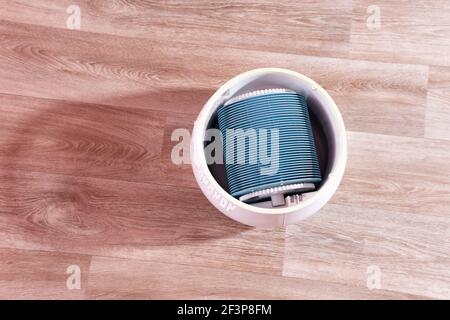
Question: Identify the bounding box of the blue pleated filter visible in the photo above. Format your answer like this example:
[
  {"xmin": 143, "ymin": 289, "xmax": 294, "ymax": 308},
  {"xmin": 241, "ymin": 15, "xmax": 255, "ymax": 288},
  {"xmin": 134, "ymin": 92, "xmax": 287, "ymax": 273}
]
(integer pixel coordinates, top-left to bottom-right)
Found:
[{"xmin": 217, "ymin": 89, "xmax": 322, "ymax": 206}]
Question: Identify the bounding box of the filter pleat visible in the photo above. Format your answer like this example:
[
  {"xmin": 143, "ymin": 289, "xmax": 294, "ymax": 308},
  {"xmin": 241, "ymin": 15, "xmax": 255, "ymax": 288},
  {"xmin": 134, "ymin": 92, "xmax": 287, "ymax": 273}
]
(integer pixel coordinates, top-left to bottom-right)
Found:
[{"xmin": 217, "ymin": 91, "xmax": 322, "ymax": 199}]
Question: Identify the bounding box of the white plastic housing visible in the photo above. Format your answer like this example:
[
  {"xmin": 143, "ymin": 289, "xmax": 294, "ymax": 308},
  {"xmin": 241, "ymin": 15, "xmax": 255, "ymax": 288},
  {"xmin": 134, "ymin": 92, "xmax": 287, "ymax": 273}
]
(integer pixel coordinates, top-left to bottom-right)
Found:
[{"xmin": 191, "ymin": 68, "xmax": 347, "ymax": 227}]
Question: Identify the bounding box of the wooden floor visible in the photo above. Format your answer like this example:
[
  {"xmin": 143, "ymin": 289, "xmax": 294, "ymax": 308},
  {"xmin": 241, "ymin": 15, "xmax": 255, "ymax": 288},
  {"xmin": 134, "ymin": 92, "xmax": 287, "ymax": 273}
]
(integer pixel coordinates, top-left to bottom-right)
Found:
[{"xmin": 0, "ymin": 0, "xmax": 449, "ymax": 299}]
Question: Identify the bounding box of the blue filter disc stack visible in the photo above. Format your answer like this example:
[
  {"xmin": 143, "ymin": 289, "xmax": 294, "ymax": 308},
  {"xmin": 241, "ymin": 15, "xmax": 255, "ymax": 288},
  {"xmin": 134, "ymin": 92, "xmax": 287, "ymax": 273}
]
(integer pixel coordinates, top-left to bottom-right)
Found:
[{"xmin": 217, "ymin": 89, "xmax": 322, "ymax": 207}]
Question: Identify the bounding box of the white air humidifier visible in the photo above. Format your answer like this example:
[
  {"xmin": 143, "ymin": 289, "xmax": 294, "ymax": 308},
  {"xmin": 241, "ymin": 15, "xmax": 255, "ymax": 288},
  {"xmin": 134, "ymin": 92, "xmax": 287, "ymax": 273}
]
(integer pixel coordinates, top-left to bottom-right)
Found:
[{"xmin": 191, "ymin": 68, "xmax": 347, "ymax": 227}]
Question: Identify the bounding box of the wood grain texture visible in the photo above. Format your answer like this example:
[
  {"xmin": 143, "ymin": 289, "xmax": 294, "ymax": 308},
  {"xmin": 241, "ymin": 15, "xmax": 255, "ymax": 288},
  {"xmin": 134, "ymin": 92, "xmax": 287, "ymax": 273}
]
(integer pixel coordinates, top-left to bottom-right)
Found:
[
  {"xmin": 350, "ymin": 0, "xmax": 450, "ymax": 67},
  {"xmin": 0, "ymin": 0, "xmax": 449, "ymax": 300},
  {"xmin": 0, "ymin": 93, "xmax": 164, "ymax": 183},
  {"xmin": 283, "ymin": 204, "xmax": 450, "ymax": 299},
  {"xmin": 0, "ymin": 248, "xmax": 90, "ymax": 299},
  {"xmin": 331, "ymin": 131, "xmax": 450, "ymax": 215},
  {"xmin": 0, "ymin": 19, "xmax": 427, "ymax": 137},
  {"xmin": 0, "ymin": 169, "xmax": 285, "ymax": 276},
  {"xmin": 160, "ymin": 111, "xmax": 198, "ymax": 188},
  {"xmin": 87, "ymin": 256, "xmax": 421, "ymax": 299},
  {"xmin": 425, "ymin": 66, "xmax": 450, "ymax": 141},
  {"xmin": 0, "ymin": 0, "xmax": 353, "ymax": 59}
]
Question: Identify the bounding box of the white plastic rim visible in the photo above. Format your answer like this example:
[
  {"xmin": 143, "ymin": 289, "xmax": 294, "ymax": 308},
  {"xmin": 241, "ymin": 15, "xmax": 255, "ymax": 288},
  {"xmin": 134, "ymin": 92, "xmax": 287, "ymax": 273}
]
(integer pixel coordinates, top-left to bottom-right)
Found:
[{"xmin": 191, "ymin": 68, "xmax": 347, "ymax": 227}]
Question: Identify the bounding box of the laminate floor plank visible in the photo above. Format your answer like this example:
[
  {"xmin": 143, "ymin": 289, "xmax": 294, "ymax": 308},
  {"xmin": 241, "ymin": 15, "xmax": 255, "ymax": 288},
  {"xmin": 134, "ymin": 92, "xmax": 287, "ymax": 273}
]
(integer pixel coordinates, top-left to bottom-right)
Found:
[
  {"xmin": 0, "ymin": 169, "xmax": 285, "ymax": 276},
  {"xmin": 86, "ymin": 256, "xmax": 422, "ymax": 299},
  {"xmin": 0, "ymin": 20, "xmax": 427, "ymax": 137},
  {"xmin": 0, "ymin": 93, "xmax": 165, "ymax": 184},
  {"xmin": 0, "ymin": 0, "xmax": 353, "ymax": 59},
  {"xmin": 350, "ymin": 1, "xmax": 450, "ymax": 67},
  {"xmin": 0, "ymin": 247, "xmax": 90, "ymax": 299},
  {"xmin": 283, "ymin": 204, "xmax": 450, "ymax": 299},
  {"xmin": 425, "ymin": 66, "xmax": 450, "ymax": 141},
  {"xmin": 330, "ymin": 131, "xmax": 450, "ymax": 216}
]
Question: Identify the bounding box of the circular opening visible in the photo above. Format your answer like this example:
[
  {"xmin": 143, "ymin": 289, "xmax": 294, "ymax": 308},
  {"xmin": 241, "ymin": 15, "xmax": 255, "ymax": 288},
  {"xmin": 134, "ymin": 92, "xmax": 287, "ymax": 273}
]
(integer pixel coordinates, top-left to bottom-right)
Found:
[
  {"xmin": 207, "ymin": 91, "xmax": 330, "ymax": 205},
  {"xmin": 191, "ymin": 68, "xmax": 346, "ymax": 221}
]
